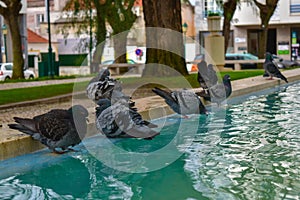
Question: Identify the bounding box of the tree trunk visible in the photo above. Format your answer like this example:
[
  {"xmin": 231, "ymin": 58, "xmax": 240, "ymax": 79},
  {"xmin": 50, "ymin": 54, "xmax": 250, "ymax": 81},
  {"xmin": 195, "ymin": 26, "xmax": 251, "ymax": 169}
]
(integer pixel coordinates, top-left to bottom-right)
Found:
[
  {"xmin": 113, "ymin": 32, "xmax": 128, "ymax": 63},
  {"xmin": 142, "ymin": 0, "xmax": 188, "ymax": 77},
  {"xmin": 0, "ymin": 0, "xmax": 24, "ymax": 79},
  {"xmin": 254, "ymin": 0, "xmax": 279, "ymax": 59},
  {"xmin": 106, "ymin": 0, "xmax": 136, "ymax": 64},
  {"xmin": 222, "ymin": 0, "xmax": 237, "ymax": 53},
  {"xmin": 8, "ymin": 15, "xmax": 24, "ymax": 79},
  {"xmin": 92, "ymin": 2, "xmax": 107, "ymax": 73},
  {"xmin": 258, "ymin": 26, "xmax": 268, "ymax": 59}
]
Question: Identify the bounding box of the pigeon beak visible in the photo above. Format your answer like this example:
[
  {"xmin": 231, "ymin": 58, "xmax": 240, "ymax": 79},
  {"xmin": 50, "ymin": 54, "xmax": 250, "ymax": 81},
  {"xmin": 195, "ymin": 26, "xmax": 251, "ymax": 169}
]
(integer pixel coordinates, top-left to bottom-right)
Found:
[{"xmin": 86, "ymin": 117, "xmax": 89, "ymax": 123}]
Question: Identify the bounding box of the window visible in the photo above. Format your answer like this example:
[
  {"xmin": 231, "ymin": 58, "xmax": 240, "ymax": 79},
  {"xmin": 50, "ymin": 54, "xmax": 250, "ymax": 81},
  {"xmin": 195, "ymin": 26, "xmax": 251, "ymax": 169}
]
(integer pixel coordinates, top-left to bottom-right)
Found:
[
  {"xmin": 36, "ymin": 14, "xmax": 45, "ymax": 27},
  {"xmin": 204, "ymin": 0, "xmax": 223, "ymax": 17},
  {"xmin": 4, "ymin": 64, "xmax": 12, "ymax": 70},
  {"xmin": 290, "ymin": 0, "xmax": 300, "ymax": 14}
]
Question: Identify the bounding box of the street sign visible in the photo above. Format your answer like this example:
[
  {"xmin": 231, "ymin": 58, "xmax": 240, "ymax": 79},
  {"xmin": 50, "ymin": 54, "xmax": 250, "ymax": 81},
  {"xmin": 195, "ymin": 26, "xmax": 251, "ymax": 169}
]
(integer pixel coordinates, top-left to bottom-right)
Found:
[{"xmin": 135, "ymin": 48, "xmax": 143, "ymax": 56}]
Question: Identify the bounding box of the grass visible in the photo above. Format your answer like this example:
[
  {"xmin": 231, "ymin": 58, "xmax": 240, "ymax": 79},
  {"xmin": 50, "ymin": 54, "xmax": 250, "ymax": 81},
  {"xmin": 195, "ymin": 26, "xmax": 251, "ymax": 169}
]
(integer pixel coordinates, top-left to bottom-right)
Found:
[
  {"xmin": 120, "ymin": 70, "xmax": 265, "ymax": 88},
  {"xmin": 0, "ymin": 74, "xmax": 93, "ymax": 84},
  {"xmin": 0, "ymin": 69, "xmax": 266, "ymax": 105}
]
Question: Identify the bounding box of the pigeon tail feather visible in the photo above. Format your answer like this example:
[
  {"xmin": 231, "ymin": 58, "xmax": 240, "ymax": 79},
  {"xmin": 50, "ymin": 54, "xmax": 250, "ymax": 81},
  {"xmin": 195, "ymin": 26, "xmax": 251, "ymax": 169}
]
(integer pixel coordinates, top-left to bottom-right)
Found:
[
  {"xmin": 8, "ymin": 124, "xmax": 35, "ymax": 136},
  {"xmin": 152, "ymin": 87, "xmax": 174, "ymax": 103},
  {"xmin": 275, "ymin": 73, "xmax": 288, "ymax": 83}
]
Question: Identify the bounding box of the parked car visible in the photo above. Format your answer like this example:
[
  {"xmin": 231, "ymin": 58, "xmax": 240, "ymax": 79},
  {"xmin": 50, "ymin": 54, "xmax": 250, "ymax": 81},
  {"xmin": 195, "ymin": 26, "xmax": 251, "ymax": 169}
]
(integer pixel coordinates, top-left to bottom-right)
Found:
[
  {"xmin": 225, "ymin": 53, "xmax": 258, "ymax": 69},
  {"xmin": 0, "ymin": 63, "xmax": 35, "ymax": 81},
  {"xmin": 272, "ymin": 54, "xmax": 300, "ymax": 69}
]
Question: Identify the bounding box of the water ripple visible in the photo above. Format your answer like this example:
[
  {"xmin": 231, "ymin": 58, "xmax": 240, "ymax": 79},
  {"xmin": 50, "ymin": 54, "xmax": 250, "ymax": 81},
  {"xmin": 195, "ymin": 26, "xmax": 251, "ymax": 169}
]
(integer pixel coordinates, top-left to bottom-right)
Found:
[{"xmin": 184, "ymin": 83, "xmax": 300, "ymax": 199}]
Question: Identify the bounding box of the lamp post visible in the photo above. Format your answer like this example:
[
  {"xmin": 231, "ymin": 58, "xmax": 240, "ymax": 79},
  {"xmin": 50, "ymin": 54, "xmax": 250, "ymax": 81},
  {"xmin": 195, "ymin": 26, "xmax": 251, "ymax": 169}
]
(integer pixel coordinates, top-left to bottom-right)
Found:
[
  {"xmin": 182, "ymin": 22, "xmax": 188, "ymax": 59},
  {"xmin": 2, "ymin": 24, "xmax": 7, "ymax": 62},
  {"xmin": 46, "ymin": 0, "xmax": 53, "ymax": 78}
]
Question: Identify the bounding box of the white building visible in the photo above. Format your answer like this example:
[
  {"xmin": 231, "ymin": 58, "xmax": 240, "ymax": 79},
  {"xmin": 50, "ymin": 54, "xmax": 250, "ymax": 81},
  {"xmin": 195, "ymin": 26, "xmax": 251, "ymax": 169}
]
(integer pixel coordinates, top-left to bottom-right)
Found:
[
  {"xmin": 194, "ymin": 0, "xmax": 300, "ymax": 61},
  {"xmin": 232, "ymin": 0, "xmax": 300, "ymax": 61}
]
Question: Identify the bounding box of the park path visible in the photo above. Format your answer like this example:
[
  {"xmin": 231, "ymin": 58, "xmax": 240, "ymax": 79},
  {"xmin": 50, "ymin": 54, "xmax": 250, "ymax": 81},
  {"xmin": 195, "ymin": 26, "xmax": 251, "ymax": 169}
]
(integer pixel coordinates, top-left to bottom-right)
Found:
[{"xmin": 0, "ymin": 77, "xmax": 92, "ymax": 90}]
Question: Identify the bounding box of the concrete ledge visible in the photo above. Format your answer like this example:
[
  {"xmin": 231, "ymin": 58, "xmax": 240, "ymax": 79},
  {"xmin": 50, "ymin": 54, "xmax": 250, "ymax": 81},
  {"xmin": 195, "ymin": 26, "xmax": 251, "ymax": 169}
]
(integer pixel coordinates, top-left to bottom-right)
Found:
[
  {"xmin": 0, "ymin": 130, "xmax": 45, "ymax": 160},
  {"xmin": 1, "ymin": 68, "xmax": 300, "ymax": 161}
]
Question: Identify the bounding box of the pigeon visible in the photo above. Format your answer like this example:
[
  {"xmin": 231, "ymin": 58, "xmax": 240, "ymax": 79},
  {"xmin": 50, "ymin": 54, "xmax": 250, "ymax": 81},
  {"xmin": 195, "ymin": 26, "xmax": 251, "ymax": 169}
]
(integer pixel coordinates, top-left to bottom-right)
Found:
[
  {"xmin": 8, "ymin": 105, "xmax": 89, "ymax": 154},
  {"xmin": 95, "ymin": 99, "xmax": 159, "ymax": 139},
  {"xmin": 86, "ymin": 69, "xmax": 123, "ymax": 101},
  {"xmin": 152, "ymin": 87, "xmax": 207, "ymax": 116},
  {"xmin": 263, "ymin": 52, "xmax": 288, "ymax": 83},
  {"xmin": 89, "ymin": 68, "xmax": 111, "ymax": 84},
  {"xmin": 86, "ymin": 68, "xmax": 134, "ymax": 106},
  {"xmin": 197, "ymin": 74, "xmax": 232, "ymax": 106},
  {"xmin": 197, "ymin": 60, "xmax": 218, "ymax": 90}
]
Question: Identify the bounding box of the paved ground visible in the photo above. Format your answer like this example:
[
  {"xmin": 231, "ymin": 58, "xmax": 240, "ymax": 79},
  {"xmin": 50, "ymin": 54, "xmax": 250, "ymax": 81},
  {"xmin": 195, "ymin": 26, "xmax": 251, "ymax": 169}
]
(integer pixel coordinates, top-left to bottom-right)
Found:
[{"xmin": 0, "ymin": 77, "xmax": 92, "ymax": 91}]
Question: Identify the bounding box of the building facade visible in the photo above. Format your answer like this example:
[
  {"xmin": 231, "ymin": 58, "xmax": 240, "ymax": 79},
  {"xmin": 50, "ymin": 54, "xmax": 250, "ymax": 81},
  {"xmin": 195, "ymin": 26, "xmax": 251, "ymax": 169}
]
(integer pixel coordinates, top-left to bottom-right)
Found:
[
  {"xmin": 193, "ymin": 0, "xmax": 300, "ymax": 61},
  {"xmin": 232, "ymin": 0, "xmax": 300, "ymax": 61}
]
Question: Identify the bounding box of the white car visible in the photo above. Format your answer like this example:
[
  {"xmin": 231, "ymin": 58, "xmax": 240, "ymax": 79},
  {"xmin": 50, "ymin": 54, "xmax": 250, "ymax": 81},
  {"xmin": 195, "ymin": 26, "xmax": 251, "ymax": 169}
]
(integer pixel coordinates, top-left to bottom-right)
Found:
[{"xmin": 0, "ymin": 63, "xmax": 35, "ymax": 81}]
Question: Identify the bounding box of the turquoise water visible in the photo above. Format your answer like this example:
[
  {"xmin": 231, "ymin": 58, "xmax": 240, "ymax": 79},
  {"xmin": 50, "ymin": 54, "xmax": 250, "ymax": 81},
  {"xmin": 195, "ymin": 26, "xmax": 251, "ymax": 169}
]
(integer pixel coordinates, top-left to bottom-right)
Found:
[{"xmin": 1, "ymin": 83, "xmax": 300, "ymax": 199}]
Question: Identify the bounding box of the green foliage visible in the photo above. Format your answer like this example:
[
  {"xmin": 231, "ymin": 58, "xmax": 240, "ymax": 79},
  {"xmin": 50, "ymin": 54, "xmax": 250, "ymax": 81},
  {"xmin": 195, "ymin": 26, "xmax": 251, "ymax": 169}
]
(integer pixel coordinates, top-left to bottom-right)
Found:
[{"xmin": 207, "ymin": 10, "xmax": 222, "ymax": 17}]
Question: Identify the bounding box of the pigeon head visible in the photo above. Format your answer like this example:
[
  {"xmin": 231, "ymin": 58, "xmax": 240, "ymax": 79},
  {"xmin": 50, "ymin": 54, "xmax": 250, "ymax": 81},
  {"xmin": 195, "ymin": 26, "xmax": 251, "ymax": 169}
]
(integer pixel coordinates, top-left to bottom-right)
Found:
[
  {"xmin": 223, "ymin": 74, "xmax": 231, "ymax": 82},
  {"xmin": 97, "ymin": 69, "xmax": 110, "ymax": 81},
  {"xmin": 265, "ymin": 52, "xmax": 273, "ymax": 61},
  {"xmin": 69, "ymin": 105, "xmax": 89, "ymax": 118}
]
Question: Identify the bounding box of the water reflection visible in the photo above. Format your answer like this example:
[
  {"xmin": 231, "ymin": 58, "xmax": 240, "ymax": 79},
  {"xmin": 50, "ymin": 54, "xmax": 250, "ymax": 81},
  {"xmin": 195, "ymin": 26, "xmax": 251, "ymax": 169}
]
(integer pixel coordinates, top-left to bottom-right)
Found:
[
  {"xmin": 184, "ymin": 84, "xmax": 300, "ymax": 199},
  {"xmin": 0, "ymin": 157, "xmax": 91, "ymax": 199}
]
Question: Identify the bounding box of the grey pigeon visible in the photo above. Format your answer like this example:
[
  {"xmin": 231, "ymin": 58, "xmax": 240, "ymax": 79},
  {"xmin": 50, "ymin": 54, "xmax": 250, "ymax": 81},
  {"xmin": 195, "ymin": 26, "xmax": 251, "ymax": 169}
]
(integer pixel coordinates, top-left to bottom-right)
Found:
[
  {"xmin": 197, "ymin": 74, "xmax": 232, "ymax": 105},
  {"xmin": 95, "ymin": 99, "xmax": 159, "ymax": 139},
  {"xmin": 8, "ymin": 105, "xmax": 89, "ymax": 154},
  {"xmin": 86, "ymin": 69, "xmax": 123, "ymax": 101},
  {"xmin": 197, "ymin": 60, "xmax": 218, "ymax": 90},
  {"xmin": 152, "ymin": 87, "xmax": 207, "ymax": 115},
  {"xmin": 89, "ymin": 68, "xmax": 111, "ymax": 84},
  {"xmin": 263, "ymin": 52, "xmax": 288, "ymax": 83},
  {"xmin": 86, "ymin": 68, "xmax": 133, "ymax": 106}
]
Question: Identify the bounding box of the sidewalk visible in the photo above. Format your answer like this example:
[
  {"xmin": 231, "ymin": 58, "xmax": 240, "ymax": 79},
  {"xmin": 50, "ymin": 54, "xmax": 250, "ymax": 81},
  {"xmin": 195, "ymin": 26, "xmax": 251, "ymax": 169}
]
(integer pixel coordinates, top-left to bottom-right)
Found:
[
  {"xmin": 0, "ymin": 77, "xmax": 92, "ymax": 91},
  {"xmin": 1, "ymin": 68, "xmax": 300, "ymax": 160}
]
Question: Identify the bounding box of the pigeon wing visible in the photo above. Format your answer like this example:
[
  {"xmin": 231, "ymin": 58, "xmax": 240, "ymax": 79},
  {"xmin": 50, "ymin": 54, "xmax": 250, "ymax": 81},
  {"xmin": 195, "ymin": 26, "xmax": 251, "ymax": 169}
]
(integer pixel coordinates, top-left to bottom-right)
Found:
[
  {"xmin": 207, "ymin": 64, "xmax": 218, "ymax": 87},
  {"xmin": 152, "ymin": 87, "xmax": 179, "ymax": 113},
  {"xmin": 173, "ymin": 90, "xmax": 205, "ymax": 115},
  {"xmin": 197, "ymin": 61, "xmax": 209, "ymax": 89},
  {"xmin": 36, "ymin": 113, "xmax": 71, "ymax": 141}
]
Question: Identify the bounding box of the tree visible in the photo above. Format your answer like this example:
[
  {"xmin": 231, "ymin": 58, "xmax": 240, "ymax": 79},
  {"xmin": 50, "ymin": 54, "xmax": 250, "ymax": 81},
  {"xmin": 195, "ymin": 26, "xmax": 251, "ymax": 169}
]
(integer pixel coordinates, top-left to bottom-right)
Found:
[
  {"xmin": 0, "ymin": 0, "xmax": 24, "ymax": 79},
  {"xmin": 253, "ymin": 0, "xmax": 279, "ymax": 58},
  {"xmin": 64, "ymin": 0, "xmax": 137, "ymax": 70},
  {"xmin": 142, "ymin": 0, "xmax": 188, "ymax": 77},
  {"xmin": 106, "ymin": 0, "xmax": 137, "ymax": 63},
  {"xmin": 64, "ymin": 0, "xmax": 108, "ymax": 73},
  {"xmin": 222, "ymin": 0, "xmax": 238, "ymax": 53}
]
